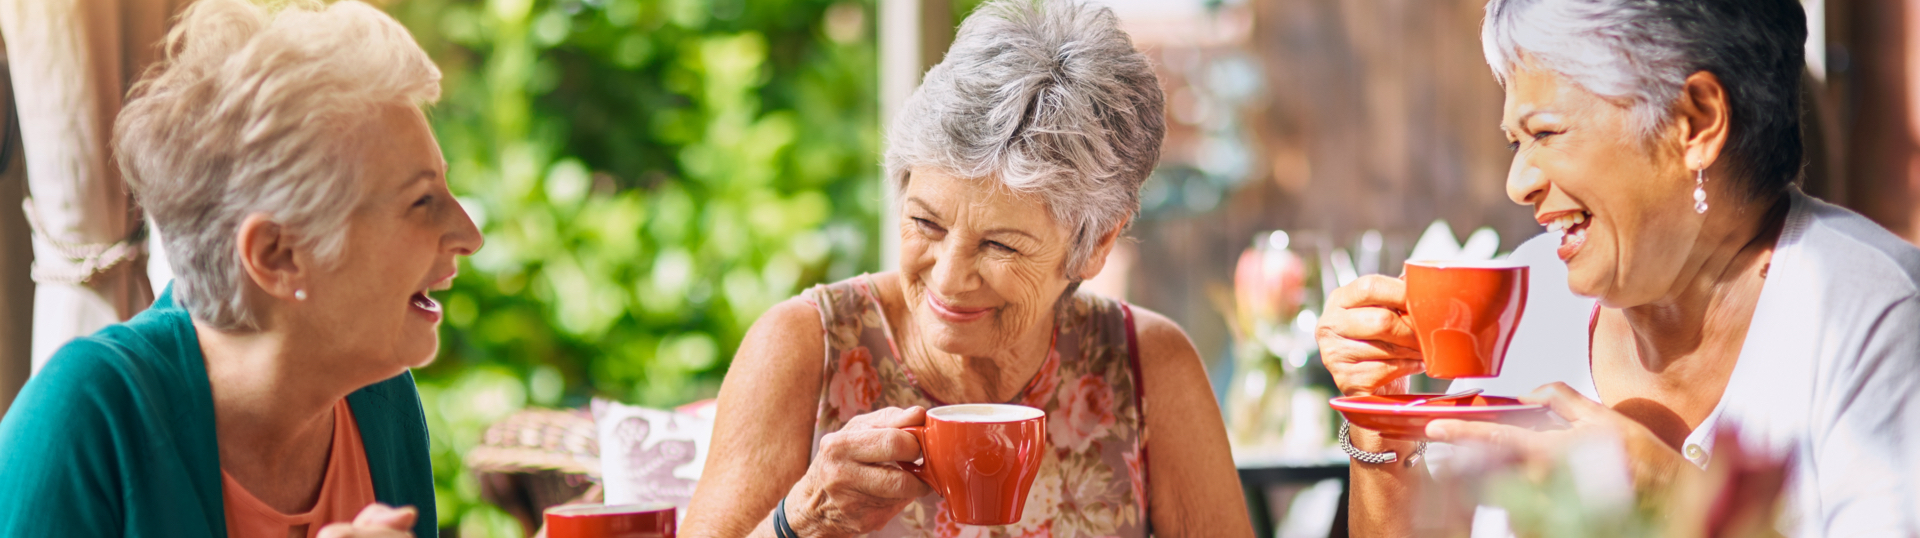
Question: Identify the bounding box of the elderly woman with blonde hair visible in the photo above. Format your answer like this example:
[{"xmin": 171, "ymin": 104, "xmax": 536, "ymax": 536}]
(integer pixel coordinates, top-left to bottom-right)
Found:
[
  {"xmin": 0, "ymin": 0, "xmax": 481, "ymax": 536},
  {"xmin": 684, "ymin": 1, "xmax": 1251, "ymax": 537}
]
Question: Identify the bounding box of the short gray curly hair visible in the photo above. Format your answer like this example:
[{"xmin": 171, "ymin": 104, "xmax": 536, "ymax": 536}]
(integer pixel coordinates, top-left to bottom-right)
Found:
[
  {"xmin": 885, "ymin": 0, "xmax": 1165, "ymax": 278},
  {"xmin": 1482, "ymin": 0, "xmax": 1807, "ymax": 199},
  {"xmin": 114, "ymin": 0, "xmax": 441, "ymax": 330}
]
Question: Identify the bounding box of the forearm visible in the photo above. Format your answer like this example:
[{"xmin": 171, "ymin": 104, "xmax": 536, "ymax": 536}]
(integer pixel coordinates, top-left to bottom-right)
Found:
[{"xmin": 1346, "ymin": 428, "xmax": 1434, "ymax": 536}]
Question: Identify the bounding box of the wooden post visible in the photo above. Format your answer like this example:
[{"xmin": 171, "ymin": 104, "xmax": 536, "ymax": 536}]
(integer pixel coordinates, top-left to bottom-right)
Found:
[
  {"xmin": 878, "ymin": 0, "xmax": 952, "ymax": 271},
  {"xmin": 0, "ymin": 60, "xmax": 33, "ymax": 415}
]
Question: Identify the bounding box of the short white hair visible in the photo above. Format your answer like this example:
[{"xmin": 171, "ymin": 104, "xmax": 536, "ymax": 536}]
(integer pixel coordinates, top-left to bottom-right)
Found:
[
  {"xmin": 114, "ymin": 0, "xmax": 441, "ymax": 330},
  {"xmin": 1481, "ymin": 0, "xmax": 1807, "ymax": 198},
  {"xmin": 885, "ymin": 0, "xmax": 1165, "ymax": 278}
]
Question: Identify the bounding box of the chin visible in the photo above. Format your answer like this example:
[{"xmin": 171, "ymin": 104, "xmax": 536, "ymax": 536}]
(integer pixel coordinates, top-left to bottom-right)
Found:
[{"xmin": 917, "ymin": 315, "xmax": 999, "ymax": 357}]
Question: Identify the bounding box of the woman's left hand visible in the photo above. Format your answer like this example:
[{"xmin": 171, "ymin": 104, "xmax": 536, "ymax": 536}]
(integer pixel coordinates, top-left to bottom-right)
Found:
[{"xmin": 1424, "ymin": 382, "xmax": 1694, "ymax": 491}]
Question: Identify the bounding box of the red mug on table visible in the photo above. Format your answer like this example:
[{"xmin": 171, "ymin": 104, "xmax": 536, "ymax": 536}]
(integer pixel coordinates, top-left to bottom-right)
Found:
[
  {"xmin": 544, "ymin": 504, "xmax": 676, "ymax": 538},
  {"xmin": 1402, "ymin": 259, "xmax": 1529, "ymax": 379},
  {"xmin": 899, "ymin": 404, "xmax": 1047, "ymax": 526}
]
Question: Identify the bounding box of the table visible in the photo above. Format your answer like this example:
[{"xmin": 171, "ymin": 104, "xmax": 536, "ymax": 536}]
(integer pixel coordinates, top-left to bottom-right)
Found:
[{"xmin": 1235, "ymin": 453, "xmax": 1351, "ymax": 538}]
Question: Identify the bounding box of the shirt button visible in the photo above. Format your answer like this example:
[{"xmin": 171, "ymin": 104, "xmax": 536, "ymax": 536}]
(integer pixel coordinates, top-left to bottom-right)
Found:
[{"xmin": 1684, "ymin": 444, "xmax": 1706, "ymax": 461}]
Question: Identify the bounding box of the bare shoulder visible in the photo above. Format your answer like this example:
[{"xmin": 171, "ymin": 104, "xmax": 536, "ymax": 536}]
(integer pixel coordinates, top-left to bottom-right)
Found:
[
  {"xmin": 1125, "ymin": 305, "xmax": 1201, "ymax": 364},
  {"xmin": 717, "ymin": 294, "xmax": 827, "ymax": 411},
  {"xmin": 754, "ymin": 295, "xmax": 825, "ymax": 339}
]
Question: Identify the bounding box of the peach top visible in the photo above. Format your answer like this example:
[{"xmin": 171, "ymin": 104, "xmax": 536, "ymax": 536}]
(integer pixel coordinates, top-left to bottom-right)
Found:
[{"xmin": 220, "ymin": 399, "xmax": 377, "ymax": 538}]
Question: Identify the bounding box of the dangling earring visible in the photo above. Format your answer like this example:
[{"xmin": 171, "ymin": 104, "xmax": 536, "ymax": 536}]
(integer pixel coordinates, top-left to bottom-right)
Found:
[
  {"xmin": 1693, "ymin": 168, "xmax": 1709, "ymax": 214},
  {"xmin": 294, "ymin": 289, "xmax": 308, "ymax": 301}
]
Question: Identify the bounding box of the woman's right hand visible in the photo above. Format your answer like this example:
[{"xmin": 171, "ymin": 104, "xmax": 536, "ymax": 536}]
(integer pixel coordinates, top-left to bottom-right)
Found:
[
  {"xmin": 1315, "ymin": 275, "xmax": 1425, "ymax": 397},
  {"xmin": 317, "ymin": 503, "xmax": 416, "ymax": 538},
  {"xmin": 783, "ymin": 406, "xmax": 933, "ymax": 537}
]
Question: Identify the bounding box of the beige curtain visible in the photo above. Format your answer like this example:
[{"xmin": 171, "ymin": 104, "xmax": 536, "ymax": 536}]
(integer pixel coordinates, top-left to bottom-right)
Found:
[{"xmin": 0, "ymin": 0, "xmax": 185, "ymax": 371}]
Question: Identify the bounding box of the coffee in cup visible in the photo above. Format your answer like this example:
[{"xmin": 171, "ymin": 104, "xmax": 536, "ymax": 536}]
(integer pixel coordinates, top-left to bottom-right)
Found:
[
  {"xmin": 1403, "ymin": 259, "xmax": 1529, "ymax": 379},
  {"xmin": 899, "ymin": 404, "xmax": 1047, "ymax": 526}
]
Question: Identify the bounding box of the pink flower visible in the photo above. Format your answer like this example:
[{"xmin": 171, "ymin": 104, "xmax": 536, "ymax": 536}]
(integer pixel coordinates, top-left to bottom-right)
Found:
[
  {"xmin": 828, "ymin": 347, "xmax": 881, "ymax": 422},
  {"xmin": 1051, "ymin": 374, "xmax": 1117, "ymax": 452},
  {"xmin": 1019, "ymin": 349, "xmax": 1062, "ymax": 408},
  {"xmin": 1123, "ymin": 446, "xmax": 1147, "ymax": 511}
]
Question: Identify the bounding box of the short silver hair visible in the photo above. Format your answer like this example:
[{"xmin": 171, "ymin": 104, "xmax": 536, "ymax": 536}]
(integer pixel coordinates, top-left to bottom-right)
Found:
[
  {"xmin": 886, "ymin": 0, "xmax": 1165, "ymax": 278},
  {"xmin": 114, "ymin": 0, "xmax": 441, "ymax": 330},
  {"xmin": 1482, "ymin": 0, "xmax": 1807, "ymax": 198}
]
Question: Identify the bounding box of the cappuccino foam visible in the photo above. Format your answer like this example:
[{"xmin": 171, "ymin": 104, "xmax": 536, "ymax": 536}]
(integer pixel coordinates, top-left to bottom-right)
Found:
[{"xmin": 929, "ymin": 404, "xmax": 1045, "ymax": 423}]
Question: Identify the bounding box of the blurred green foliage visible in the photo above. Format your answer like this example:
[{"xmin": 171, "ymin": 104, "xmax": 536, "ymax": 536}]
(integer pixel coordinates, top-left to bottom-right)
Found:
[{"xmin": 381, "ymin": 0, "xmax": 879, "ymax": 534}]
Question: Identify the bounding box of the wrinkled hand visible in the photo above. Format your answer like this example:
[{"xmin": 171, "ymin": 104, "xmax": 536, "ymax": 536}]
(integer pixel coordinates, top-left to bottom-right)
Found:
[
  {"xmin": 317, "ymin": 503, "xmax": 416, "ymax": 538},
  {"xmin": 1425, "ymin": 382, "xmax": 1691, "ymax": 492},
  {"xmin": 1316, "ymin": 275, "xmax": 1425, "ymax": 397},
  {"xmin": 785, "ymin": 407, "xmax": 933, "ymax": 538}
]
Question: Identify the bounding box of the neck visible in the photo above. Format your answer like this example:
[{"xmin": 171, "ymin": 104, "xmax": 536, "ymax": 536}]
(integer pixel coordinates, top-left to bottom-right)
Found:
[
  {"xmin": 1617, "ymin": 191, "xmax": 1790, "ymax": 372},
  {"xmin": 196, "ymin": 320, "xmax": 364, "ymax": 461},
  {"xmin": 891, "ymin": 305, "xmax": 1056, "ymax": 405}
]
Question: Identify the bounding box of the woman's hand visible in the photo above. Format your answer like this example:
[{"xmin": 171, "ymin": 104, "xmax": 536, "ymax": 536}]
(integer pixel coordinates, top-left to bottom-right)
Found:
[
  {"xmin": 317, "ymin": 503, "xmax": 417, "ymax": 538},
  {"xmin": 784, "ymin": 407, "xmax": 933, "ymax": 538},
  {"xmin": 1316, "ymin": 275, "xmax": 1425, "ymax": 397},
  {"xmin": 1425, "ymin": 382, "xmax": 1693, "ymax": 492}
]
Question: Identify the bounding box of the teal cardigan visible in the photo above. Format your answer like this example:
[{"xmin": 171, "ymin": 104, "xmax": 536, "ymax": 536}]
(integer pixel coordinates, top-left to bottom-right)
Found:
[{"xmin": 0, "ymin": 286, "xmax": 437, "ymax": 537}]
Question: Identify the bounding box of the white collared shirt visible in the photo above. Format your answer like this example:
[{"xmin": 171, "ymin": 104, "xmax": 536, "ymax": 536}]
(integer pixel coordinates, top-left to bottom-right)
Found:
[{"xmin": 1437, "ymin": 189, "xmax": 1920, "ymax": 537}]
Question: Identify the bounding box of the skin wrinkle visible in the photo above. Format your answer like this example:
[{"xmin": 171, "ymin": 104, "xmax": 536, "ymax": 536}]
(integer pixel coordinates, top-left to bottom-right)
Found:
[
  {"xmin": 885, "ymin": 1, "xmax": 1160, "ymax": 282},
  {"xmin": 1504, "ymin": 62, "xmax": 1782, "ymax": 443},
  {"xmin": 890, "ymin": 167, "xmax": 1092, "ymax": 404},
  {"xmin": 115, "ymin": 0, "xmax": 440, "ymax": 331},
  {"xmin": 205, "ymin": 102, "xmax": 480, "ymax": 516},
  {"xmin": 1483, "ymin": 0, "xmax": 1806, "ymax": 201}
]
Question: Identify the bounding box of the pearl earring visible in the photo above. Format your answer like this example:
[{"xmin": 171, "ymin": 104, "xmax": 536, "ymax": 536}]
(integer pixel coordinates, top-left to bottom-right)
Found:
[
  {"xmin": 1693, "ymin": 168, "xmax": 1709, "ymax": 214},
  {"xmin": 294, "ymin": 289, "xmax": 308, "ymax": 301}
]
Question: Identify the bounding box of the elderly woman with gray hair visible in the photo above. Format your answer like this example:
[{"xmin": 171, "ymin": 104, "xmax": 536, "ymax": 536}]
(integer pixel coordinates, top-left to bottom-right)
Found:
[
  {"xmin": 0, "ymin": 0, "xmax": 480, "ymax": 536},
  {"xmin": 1319, "ymin": 0, "xmax": 1920, "ymax": 535},
  {"xmin": 685, "ymin": 1, "xmax": 1250, "ymax": 537}
]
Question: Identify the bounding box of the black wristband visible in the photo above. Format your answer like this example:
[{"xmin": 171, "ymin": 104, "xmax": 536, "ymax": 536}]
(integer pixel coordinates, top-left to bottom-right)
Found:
[{"xmin": 775, "ymin": 497, "xmax": 800, "ymax": 538}]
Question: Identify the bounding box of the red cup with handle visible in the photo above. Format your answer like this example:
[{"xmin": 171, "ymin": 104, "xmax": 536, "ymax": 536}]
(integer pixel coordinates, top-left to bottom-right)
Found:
[
  {"xmin": 543, "ymin": 503, "xmax": 676, "ymax": 538},
  {"xmin": 899, "ymin": 404, "xmax": 1047, "ymax": 526},
  {"xmin": 1403, "ymin": 259, "xmax": 1529, "ymax": 379}
]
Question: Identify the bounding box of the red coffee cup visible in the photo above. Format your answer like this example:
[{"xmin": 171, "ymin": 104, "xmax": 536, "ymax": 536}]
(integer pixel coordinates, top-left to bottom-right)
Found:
[
  {"xmin": 899, "ymin": 404, "xmax": 1047, "ymax": 526},
  {"xmin": 543, "ymin": 503, "xmax": 676, "ymax": 538},
  {"xmin": 1403, "ymin": 259, "xmax": 1529, "ymax": 379}
]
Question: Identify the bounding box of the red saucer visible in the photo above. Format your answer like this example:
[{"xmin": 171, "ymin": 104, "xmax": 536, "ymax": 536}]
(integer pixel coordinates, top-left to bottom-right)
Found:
[{"xmin": 1330, "ymin": 394, "xmax": 1552, "ymax": 442}]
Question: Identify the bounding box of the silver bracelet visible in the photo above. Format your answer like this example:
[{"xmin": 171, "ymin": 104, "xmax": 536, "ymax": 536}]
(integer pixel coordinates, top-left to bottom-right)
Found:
[{"xmin": 1339, "ymin": 421, "xmax": 1427, "ymax": 466}]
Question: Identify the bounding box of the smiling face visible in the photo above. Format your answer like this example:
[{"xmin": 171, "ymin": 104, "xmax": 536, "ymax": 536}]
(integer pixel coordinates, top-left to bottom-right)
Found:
[
  {"xmin": 897, "ymin": 168, "xmax": 1083, "ymax": 357},
  {"xmin": 1501, "ymin": 66, "xmax": 1703, "ymax": 306},
  {"xmin": 297, "ymin": 104, "xmax": 482, "ymax": 374}
]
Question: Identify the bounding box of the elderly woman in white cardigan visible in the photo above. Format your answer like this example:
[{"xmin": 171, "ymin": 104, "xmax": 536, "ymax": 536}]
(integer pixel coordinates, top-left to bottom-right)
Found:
[
  {"xmin": 683, "ymin": 1, "xmax": 1251, "ymax": 537},
  {"xmin": 1318, "ymin": 0, "xmax": 1920, "ymax": 536}
]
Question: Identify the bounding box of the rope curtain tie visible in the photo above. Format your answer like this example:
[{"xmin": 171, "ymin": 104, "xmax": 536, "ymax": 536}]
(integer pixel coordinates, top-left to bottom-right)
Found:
[{"xmin": 22, "ymin": 197, "xmax": 147, "ymax": 285}]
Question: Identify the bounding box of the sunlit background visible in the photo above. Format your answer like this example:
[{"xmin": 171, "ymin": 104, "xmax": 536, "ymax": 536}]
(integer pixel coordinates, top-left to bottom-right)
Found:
[{"xmin": 4, "ymin": 0, "xmax": 1912, "ymax": 535}]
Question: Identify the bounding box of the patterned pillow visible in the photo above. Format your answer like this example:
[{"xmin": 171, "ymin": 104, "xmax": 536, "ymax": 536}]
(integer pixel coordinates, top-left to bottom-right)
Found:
[{"xmin": 591, "ymin": 398, "xmax": 714, "ymax": 512}]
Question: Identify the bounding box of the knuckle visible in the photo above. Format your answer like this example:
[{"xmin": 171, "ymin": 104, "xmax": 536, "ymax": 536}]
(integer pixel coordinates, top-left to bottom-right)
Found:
[
  {"xmin": 1326, "ymin": 285, "xmax": 1351, "ymax": 306},
  {"xmin": 1355, "ymin": 276, "xmax": 1387, "ymax": 297}
]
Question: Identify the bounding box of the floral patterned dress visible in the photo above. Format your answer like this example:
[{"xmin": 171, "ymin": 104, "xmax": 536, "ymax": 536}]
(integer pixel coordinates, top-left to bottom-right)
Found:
[{"xmin": 805, "ymin": 275, "xmax": 1150, "ymax": 538}]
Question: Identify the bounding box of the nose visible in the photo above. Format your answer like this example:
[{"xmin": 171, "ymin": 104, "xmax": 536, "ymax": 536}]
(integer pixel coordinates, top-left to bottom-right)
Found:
[
  {"xmin": 1506, "ymin": 158, "xmax": 1548, "ymax": 206},
  {"xmin": 927, "ymin": 240, "xmax": 981, "ymax": 298},
  {"xmin": 445, "ymin": 196, "xmax": 485, "ymax": 256}
]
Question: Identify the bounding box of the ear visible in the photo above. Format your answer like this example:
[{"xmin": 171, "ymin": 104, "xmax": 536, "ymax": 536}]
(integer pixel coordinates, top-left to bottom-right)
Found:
[
  {"xmin": 1674, "ymin": 70, "xmax": 1732, "ymax": 172},
  {"xmin": 235, "ymin": 213, "xmax": 307, "ymax": 302},
  {"xmin": 1072, "ymin": 221, "xmax": 1129, "ymax": 281}
]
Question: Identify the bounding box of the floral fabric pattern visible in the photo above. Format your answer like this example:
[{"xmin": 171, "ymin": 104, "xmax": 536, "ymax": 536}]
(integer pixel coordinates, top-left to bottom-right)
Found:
[{"xmin": 807, "ymin": 275, "xmax": 1148, "ymax": 538}]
